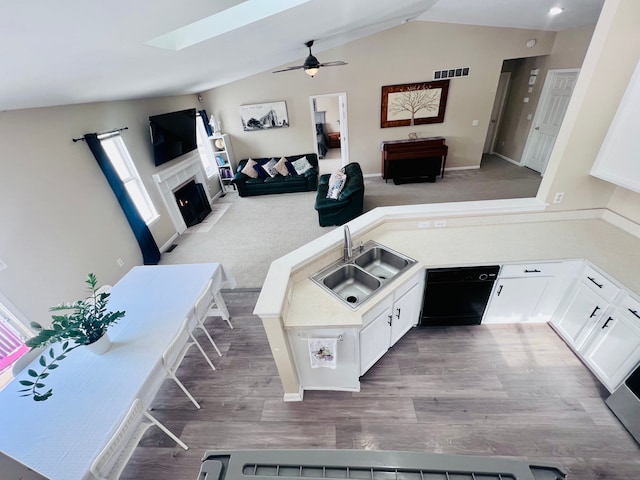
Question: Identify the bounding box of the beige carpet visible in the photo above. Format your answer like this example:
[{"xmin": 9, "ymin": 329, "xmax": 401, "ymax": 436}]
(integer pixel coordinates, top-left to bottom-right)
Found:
[{"xmin": 160, "ymin": 155, "xmax": 542, "ymax": 288}]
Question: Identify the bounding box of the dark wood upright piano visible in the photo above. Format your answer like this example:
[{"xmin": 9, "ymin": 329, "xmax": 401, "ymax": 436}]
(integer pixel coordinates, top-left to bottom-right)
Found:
[{"xmin": 381, "ymin": 137, "xmax": 448, "ymax": 184}]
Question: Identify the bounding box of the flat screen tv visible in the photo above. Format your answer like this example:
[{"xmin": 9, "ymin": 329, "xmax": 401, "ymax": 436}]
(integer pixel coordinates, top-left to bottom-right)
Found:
[{"xmin": 149, "ymin": 108, "xmax": 197, "ymax": 167}]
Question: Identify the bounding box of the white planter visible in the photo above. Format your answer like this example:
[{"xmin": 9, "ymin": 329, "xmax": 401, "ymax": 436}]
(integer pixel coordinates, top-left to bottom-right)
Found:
[{"xmin": 85, "ymin": 333, "xmax": 112, "ymax": 355}]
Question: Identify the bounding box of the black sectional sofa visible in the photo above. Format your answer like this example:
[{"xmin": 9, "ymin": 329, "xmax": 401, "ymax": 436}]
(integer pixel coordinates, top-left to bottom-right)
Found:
[
  {"xmin": 314, "ymin": 162, "xmax": 365, "ymax": 227},
  {"xmin": 232, "ymin": 153, "xmax": 319, "ymax": 197}
]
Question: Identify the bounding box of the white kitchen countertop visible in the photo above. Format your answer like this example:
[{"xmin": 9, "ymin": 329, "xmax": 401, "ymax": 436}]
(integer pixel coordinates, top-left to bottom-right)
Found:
[{"xmin": 256, "ymin": 203, "xmax": 640, "ymax": 328}]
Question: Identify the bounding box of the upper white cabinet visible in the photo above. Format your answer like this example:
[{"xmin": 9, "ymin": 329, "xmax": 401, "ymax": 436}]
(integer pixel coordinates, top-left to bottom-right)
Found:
[
  {"xmin": 483, "ymin": 261, "xmax": 580, "ymax": 324},
  {"xmin": 590, "ymin": 58, "xmax": 640, "ymax": 193}
]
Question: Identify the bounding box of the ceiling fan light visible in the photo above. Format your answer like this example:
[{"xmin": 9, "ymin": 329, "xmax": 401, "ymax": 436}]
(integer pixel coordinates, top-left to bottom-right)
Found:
[{"xmin": 305, "ymin": 67, "xmax": 319, "ymax": 77}]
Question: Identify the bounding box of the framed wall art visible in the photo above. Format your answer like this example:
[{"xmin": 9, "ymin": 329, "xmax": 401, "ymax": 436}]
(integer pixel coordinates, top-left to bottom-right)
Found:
[
  {"xmin": 380, "ymin": 80, "xmax": 450, "ymax": 128},
  {"xmin": 239, "ymin": 101, "xmax": 289, "ymax": 131}
]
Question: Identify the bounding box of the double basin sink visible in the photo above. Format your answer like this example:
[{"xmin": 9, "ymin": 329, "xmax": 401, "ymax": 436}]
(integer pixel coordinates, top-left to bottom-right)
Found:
[{"xmin": 311, "ymin": 241, "xmax": 416, "ymax": 309}]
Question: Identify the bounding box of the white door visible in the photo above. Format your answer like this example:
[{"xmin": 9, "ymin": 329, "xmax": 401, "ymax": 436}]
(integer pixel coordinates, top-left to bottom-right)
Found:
[
  {"xmin": 483, "ymin": 72, "xmax": 511, "ymax": 154},
  {"xmin": 522, "ymin": 69, "xmax": 579, "ymax": 173}
]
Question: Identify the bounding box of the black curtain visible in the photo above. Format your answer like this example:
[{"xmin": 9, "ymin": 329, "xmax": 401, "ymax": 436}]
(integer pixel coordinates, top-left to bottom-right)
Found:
[{"xmin": 84, "ymin": 133, "xmax": 161, "ymax": 265}]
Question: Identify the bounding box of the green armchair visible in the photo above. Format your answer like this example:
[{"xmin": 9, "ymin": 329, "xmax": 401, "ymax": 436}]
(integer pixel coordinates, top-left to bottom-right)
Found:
[{"xmin": 314, "ymin": 162, "xmax": 365, "ymax": 227}]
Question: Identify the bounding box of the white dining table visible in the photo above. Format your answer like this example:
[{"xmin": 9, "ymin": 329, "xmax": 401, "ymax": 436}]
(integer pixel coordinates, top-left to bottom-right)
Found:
[{"xmin": 0, "ymin": 263, "xmax": 235, "ymax": 480}]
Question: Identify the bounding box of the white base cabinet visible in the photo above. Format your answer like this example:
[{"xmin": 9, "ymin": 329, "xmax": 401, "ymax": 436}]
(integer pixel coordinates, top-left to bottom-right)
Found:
[
  {"xmin": 483, "ymin": 261, "xmax": 580, "ymax": 324},
  {"xmin": 359, "ymin": 296, "xmax": 393, "ymax": 376},
  {"xmin": 288, "ymin": 327, "xmax": 360, "ymax": 391},
  {"xmin": 552, "ymin": 283, "xmax": 608, "ymax": 350},
  {"xmin": 359, "ymin": 271, "xmax": 424, "ymax": 376},
  {"xmin": 551, "ymin": 263, "xmax": 640, "ymax": 392},
  {"xmin": 581, "ymin": 303, "xmax": 640, "ymax": 391}
]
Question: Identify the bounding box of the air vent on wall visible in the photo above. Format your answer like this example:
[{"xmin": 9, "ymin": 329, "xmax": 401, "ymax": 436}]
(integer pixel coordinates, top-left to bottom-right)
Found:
[{"xmin": 434, "ymin": 67, "xmax": 470, "ymax": 80}]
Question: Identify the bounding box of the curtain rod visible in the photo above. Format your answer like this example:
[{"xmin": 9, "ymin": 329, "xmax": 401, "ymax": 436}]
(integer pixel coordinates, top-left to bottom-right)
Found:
[{"xmin": 72, "ymin": 126, "xmax": 129, "ymax": 143}]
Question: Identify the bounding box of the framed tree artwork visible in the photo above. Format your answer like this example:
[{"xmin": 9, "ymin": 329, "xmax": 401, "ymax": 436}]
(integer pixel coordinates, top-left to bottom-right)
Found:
[{"xmin": 380, "ymin": 80, "xmax": 450, "ymax": 128}]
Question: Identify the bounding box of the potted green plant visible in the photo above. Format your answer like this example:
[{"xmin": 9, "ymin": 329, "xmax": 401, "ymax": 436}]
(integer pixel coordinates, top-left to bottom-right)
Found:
[{"xmin": 18, "ymin": 273, "xmax": 126, "ymax": 401}]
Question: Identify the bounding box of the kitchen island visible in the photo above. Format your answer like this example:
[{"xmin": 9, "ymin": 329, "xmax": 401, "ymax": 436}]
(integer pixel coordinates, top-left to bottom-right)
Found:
[{"xmin": 254, "ymin": 199, "xmax": 640, "ymax": 400}]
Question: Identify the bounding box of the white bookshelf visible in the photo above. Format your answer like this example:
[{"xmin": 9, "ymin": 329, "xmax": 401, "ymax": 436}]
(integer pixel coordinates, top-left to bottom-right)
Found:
[{"xmin": 209, "ymin": 133, "xmax": 236, "ymax": 194}]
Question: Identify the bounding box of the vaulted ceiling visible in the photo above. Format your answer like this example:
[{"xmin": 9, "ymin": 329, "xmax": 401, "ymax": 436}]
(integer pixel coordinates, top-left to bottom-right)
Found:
[{"xmin": 0, "ymin": 0, "xmax": 604, "ymax": 111}]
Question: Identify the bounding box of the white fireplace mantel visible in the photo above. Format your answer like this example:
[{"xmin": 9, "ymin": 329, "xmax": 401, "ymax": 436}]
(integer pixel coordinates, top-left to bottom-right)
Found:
[{"xmin": 152, "ymin": 153, "xmax": 212, "ymax": 234}]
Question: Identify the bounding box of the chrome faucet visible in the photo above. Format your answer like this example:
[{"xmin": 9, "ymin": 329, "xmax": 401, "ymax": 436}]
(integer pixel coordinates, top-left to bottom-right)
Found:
[{"xmin": 343, "ymin": 225, "xmax": 353, "ymax": 262}]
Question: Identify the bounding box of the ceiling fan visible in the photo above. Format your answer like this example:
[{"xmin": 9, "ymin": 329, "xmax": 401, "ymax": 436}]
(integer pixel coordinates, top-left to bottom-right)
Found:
[{"xmin": 273, "ymin": 40, "xmax": 347, "ymax": 77}]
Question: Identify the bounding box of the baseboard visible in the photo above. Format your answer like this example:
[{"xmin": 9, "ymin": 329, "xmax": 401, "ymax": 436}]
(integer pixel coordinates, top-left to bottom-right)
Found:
[
  {"xmin": 283, "ymin": 387, "xmax": 304, "ymax": 402},
  {"xmin": 492, "ymin": 152, "xmax": 521, "ymax": 166},
  {"xmin": 159, "ymin": 233, "xmax": 179, "ymax": 253},
  {"xmin": 210, "ymin": 190, "xmax": 223, "ymax": 204},
  {"xmin": 445, "ymin": 165, "xmax": 480, "ymax": 171}
]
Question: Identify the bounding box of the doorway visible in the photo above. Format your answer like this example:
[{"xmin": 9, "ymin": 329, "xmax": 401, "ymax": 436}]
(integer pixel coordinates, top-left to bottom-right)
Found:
[
  {"xmin": 521, "ymin": 69, "xmax": 580, "ymax": 174},
  {"xmin": 309, "ymin": 93, "xmax": 349, "ymax": 175},
  {"xmin": 484, "ymin": 72, "xmax": 511, "ymax": 154}
]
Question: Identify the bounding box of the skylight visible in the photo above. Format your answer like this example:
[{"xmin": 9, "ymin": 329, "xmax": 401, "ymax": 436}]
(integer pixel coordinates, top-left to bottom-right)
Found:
[{"xmin": 146, "ymin": 0, "xmax": 312, "ymax": 51}]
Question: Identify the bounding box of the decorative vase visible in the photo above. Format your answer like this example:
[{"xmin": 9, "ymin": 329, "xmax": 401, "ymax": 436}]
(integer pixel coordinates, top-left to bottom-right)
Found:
[{"xmin": 85, "ymin": 333, "xmax": 112, "ymax": 355}]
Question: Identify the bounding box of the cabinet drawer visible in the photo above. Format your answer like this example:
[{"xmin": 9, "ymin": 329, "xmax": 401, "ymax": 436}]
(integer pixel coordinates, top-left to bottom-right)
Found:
[
  {"xmin": 581, "ymin": 265, "xmax": 620, "ymax": 302},
  {"xmin": 620, "ymin": 294, "xmax": 640, "ymax": 325},
  {"xmin": 500, "ymin": 262, "xmax": 569, "ymax": 278}
]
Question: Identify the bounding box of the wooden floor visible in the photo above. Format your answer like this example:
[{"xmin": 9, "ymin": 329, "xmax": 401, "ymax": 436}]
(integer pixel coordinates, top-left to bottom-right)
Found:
[{"xmin": 121, "ymin": 290, "xmax": 640, "ymax": 480}]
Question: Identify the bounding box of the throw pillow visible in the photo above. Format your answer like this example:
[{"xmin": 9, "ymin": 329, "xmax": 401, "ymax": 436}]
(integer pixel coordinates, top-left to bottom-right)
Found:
[
  {"xmin": 241, "ymin": 159, "xmax": 259, "ymax": 179},
  {"xmin": 262, "ymin": 158, "xmax": 279, "ymax": 178},
  {"xmin": 291, "ymin": 156, "xmax": 313, "ymax": 175},
  {"xmin": 252, "ymin": 159, "xmax": 271, "ymax": 178},
  {"xmin": 326, "ymin": 170, "xmax": 347, "ymax": 199},
  {"xmin": 285, "ymin": 160, "xmax": 298, "ymax": 176},
  {"xmin": 274, "ymin": 157, "xmax": 290, "ymax": 176}
]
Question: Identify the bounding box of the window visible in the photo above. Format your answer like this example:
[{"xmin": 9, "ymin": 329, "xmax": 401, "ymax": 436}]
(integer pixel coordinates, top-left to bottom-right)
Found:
[
  {"xmin": 0, "ymin": 300, "xmax": 30, "ymax": 375},
  {"xmin": 196, "ymin": 113, "xmax": 217, "ymax": 178},
  {"xmin": 99, "ymin": 134, "xmax": 159, "ymax": 225}
]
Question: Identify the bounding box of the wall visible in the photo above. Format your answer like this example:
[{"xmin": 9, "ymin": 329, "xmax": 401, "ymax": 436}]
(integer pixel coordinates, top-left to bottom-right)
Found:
[
  {"xmin": 201, "ymin": 21, "xmax": 557, "ymax": 175},
  {"xmin": 494, "ymin": 24, "xmax": 596, "ymax": 164},
  {"xmin": 0, "ymin": 94, "xmax": 211, "ymax": 327},
  {"xmin": 538, "ymin": 0, "xmax": 640, "ymax": 212},
  {"xmin": 494, "ymin": 56, "xmax": 545, "ymax": 162}
]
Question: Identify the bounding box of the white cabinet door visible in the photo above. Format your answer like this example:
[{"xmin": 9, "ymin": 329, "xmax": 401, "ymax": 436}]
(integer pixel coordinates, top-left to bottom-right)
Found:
[
  {"xmin": 390, "ymin": 281, "xmax": 422, "ymax": 346},
  {"xmin": 359, "ymin": 305, "xmax": 392, "ymax": 376},
  {"xmin": 288, "ymin": 328, "xmax": 360, "ymax": 391},
  {"xmin": 483, "ymin": 277, "xmax": 549, "ymax": 324},
  {"xmin": 552, "ymin": 284, "xmax": 607, "ymax": 350},
  {"xmin": 581, "ymin": 311, "xmax": 640, "ymax": 392}
]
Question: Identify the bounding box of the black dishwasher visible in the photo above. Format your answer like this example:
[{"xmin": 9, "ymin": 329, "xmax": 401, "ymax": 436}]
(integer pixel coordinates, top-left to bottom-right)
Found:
[{"xmin": 420, "ymin": 266, "xmax": 500, "ymax": 326}]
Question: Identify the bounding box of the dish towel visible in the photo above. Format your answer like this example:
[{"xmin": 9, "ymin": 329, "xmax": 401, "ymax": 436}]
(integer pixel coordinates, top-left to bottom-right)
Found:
[{"xmin": 309, "ymin": 338, "xmax": 338, "ymax": 369}]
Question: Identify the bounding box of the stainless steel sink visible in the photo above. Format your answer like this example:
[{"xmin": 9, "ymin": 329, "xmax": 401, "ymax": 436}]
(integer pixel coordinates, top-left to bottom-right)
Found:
[
  {"xmin": 311, "ymin": 241, "xmax": 416, "ymax": 309},
  {"xmin": 353, "ymin": 246, "xmax": 409, "ymax": 280},
  {"xmin": 322, "ymin": 264, "xmax": 381, "ymax": 306}
]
